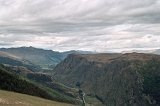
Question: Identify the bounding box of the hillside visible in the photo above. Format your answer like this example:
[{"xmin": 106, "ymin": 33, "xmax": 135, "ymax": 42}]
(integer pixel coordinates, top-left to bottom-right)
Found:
[
  {"xmin": 0, "ymin": 51, "xmax": 40, "ymax": 71},
  {"xmin": 0, "ymin": 47, "xmax": 94, "ymax": 70},
  {"xmin": 0, "ymin": 64, "xmax": 53, "ymax": 100},
  {"xmin": 0, "ymin": 47, "xmax": 63, "ymax": 70},
  {"xmin": 53, "ymin": 53, "xmax": 160, "ymax": 106},
  {"xmin": 0, "ymin": 64, "xmax": 79, "ymax": 104},
  {"xmin": 0, "ymin": 90, "xmax": 74, "ymax": 106}
]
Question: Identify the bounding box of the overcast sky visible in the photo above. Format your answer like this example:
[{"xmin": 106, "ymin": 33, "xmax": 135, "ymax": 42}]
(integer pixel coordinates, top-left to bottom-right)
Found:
[{"xmin": 0, "ymin": 0, "xmax": 160, "ymax": 52}]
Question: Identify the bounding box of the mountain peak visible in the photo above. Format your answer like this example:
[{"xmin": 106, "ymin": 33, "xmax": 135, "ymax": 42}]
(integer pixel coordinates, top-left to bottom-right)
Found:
[{"xmin": 53, "ymin": 53, "xmax": 160, "ymax": 105}]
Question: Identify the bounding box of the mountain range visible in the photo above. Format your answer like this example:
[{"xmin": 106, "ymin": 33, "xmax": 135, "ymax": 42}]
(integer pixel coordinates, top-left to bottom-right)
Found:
[
  {"xmin": 53, "ymin": 53, "xmax": 160, "ymax": 106},
  {"xmin": 0, "ymin": 47, "xmax": 160, "ymax": 106},
  {"xmin": 122, "ymin": 49, "xmax": 160, "ymax": 55},
  {"xmin": 0, "ymin": 46, "xmax": 94, "ymax": 70}
]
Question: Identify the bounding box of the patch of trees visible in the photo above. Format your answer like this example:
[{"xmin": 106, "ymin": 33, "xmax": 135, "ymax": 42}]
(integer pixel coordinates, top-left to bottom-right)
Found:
[{"xmin": 27, "ymin": 73, "xmax": 53, "ymax": 82}]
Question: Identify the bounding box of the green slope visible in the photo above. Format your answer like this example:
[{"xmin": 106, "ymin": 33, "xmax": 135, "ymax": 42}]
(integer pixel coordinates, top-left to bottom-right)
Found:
[
  {"xmin": 0, "ymin": 64, "xmax": 52, "ymax": 100},
  {"xmin": 0, "ymin": 64, "xmax": 78, "ymax": 104},
  {"xmin": 0, "ymin": 47, "xmax": 63, "ymax": 70}
]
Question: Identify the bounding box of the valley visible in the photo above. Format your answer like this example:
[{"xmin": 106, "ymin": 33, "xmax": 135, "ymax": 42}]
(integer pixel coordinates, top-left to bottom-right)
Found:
[
  {"xmin": 0, "ymin": 47, "xmax": 160, "ymax": 106},
  {"xmin": 0, "ymin": 0, "xmax": 160, "ymax": 105}
]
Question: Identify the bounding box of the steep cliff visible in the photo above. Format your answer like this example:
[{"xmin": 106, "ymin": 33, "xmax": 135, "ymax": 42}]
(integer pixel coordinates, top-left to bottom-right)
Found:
[{"xmin": 53, "ymin": 53, "xmax": 160, "ymax": 106}]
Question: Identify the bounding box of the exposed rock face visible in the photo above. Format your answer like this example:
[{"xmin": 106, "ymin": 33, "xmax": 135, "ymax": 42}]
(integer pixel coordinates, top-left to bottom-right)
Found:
[{"xmin": 53, "ymin": 53, "xmax": 160, "ymax": 106}]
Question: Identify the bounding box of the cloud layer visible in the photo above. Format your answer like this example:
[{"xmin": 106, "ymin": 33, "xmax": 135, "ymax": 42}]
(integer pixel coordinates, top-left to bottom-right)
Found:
[{"xmin": 0, "ymin": 0, "xmax": 160, "ymax": 52}]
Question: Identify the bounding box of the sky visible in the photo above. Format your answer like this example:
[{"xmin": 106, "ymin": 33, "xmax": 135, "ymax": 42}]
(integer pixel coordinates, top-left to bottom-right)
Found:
[{"xmin": 0, "ymin": 0, "xmax": 160, "ymax": 52}]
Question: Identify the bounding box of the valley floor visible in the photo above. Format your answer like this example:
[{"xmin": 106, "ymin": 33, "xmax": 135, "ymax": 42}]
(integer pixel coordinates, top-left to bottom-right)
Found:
[{"xmin": 0, "ymin": 90, "xmax": 75, "ymax": 106}]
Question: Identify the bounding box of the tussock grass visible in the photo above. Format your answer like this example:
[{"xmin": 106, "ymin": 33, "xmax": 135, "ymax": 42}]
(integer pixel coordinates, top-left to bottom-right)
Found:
[{"xmin": 0, "ymin": 90, "xmax": 75, "ymax": 106}]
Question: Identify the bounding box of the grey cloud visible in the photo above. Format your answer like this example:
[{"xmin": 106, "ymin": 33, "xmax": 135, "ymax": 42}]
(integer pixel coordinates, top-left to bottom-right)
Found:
[
  {"xmin": 0, "ymin": 42, "xmax": 12, "ymax": 46},
  {"xmin": 0, "ymin": 0, "xmax": 160, "ymax": 51}
]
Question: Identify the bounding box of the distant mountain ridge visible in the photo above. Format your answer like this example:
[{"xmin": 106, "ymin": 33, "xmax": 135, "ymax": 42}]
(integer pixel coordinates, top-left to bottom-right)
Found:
[
  {"xmin": 0, "ymin": 47, "xmax": 62, "ymax": 70},
  {"xmin": 0, "ymin": 46, "xmax": 95, "ymax": 70},
  {"xmin": 122, "ymin": 49, "xmax": 160, "ymax": 55},
  {"xmin": 153, "ymin": 49, "xmax": 160, "ymax": 55},
  {"xmin": 0, "ymin": 51, "xmax": 40, "ymax": 71}
]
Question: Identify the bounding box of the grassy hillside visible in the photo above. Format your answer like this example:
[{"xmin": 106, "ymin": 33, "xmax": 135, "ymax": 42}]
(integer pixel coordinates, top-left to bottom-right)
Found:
[
  {"xmin": 0, "ymin": 47, "xmax": 95, "ymax": 70},
  {"xmin": 0, "ymin": 64, "xmax": 78, "ymax": 104},
  {"xmin": 0, "ymin": 51, "xmax": 40, "ymax": 71},
  {"xmin": 0, "ymin": 90, "xmax": 74, "ymax": 106},
  {"xmin": 0, "ymin": 47, "xmax": 62, "ymax": 70},
  {"xmin": 0, "ymin": 64, "xmax": 54, "ymax": 100}
]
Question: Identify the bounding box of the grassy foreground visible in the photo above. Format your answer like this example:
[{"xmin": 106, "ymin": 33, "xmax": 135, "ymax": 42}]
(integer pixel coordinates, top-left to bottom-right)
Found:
[{"xmin": 0, "ymin": 90, "xmax": 75, "ymax": 106}]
